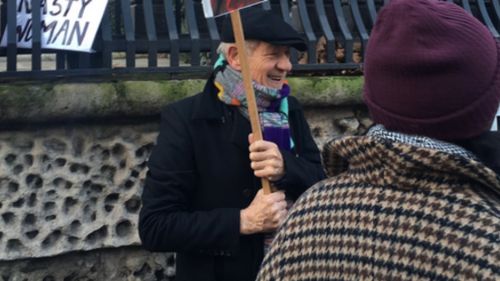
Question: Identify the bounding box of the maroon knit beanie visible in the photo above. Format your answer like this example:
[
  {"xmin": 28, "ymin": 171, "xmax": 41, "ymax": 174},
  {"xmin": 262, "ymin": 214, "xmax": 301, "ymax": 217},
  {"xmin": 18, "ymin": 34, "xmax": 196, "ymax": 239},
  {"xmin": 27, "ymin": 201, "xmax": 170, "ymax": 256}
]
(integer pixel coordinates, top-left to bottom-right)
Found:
[{"xmin": 363, "ymin": 0, "xmax": 500, "ymax": 140}]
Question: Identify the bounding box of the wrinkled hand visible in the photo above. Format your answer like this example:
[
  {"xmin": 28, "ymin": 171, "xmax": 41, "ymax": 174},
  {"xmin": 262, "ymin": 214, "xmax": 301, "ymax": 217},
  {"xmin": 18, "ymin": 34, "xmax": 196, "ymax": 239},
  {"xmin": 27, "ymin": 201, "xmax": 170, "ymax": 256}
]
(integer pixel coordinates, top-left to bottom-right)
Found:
[
  {"xmin": 240, "ymin": 189, "xmax": 288, "ymax": 234},
  {"xmin": 248, "ymin": 133, "xmax": 285, "ymax": 182}
]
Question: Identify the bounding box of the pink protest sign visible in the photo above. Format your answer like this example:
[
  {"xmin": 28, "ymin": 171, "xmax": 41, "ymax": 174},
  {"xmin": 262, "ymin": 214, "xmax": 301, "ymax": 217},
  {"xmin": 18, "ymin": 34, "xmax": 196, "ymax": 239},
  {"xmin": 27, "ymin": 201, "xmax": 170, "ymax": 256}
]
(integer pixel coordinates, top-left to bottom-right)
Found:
[{"xmin": 202, "ymin": 0, "xmax": 267, "ymax": 17}]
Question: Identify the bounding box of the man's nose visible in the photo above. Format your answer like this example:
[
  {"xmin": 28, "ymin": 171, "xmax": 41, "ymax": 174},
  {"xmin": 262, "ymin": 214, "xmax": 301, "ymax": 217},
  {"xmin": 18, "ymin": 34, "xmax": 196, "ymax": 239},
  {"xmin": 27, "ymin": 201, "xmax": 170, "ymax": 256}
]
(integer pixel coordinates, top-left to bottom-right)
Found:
[{"xmin": 277, "ymin": 54, "xmax": 292, "ymax": 72}]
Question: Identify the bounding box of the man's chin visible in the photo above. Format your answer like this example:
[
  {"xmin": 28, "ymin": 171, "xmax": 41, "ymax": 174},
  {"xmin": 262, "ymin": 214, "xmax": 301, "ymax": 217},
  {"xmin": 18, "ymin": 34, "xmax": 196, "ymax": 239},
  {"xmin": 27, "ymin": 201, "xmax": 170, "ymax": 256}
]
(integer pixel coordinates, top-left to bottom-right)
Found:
[{"xmin": 266, "ymin": 81, "xmax": 284, "ymax": 89}]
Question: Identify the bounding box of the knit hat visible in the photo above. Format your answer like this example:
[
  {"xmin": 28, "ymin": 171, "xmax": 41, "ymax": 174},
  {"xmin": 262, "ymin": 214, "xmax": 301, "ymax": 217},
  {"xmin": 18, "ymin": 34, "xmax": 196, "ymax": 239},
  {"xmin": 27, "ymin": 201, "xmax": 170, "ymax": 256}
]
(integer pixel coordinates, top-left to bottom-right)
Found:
[{"xmin": 363, "ymin": 0, "xmax": 500, "ymax": 140}]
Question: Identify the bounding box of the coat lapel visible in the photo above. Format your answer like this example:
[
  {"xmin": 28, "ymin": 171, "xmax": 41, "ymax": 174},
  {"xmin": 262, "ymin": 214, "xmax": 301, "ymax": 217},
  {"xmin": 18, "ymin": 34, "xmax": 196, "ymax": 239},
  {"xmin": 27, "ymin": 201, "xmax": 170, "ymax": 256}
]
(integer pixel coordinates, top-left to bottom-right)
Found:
[
  {"xmin": 191, "ymin": 74, "xmax": 250, "ymax": 152},
  {"xmin": 191, "ymin": 72, "xmax": 225, "ymax": 121},
  {"xmin": 230, "ymin": 109, "xmax": 252, "ymax": 151}
]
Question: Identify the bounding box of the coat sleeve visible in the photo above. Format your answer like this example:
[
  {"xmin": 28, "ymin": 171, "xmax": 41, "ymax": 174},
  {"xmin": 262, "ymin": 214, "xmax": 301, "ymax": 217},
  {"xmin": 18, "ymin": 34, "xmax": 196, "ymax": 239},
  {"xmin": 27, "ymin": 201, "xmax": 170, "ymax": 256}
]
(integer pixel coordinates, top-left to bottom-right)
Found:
[
  {"xmin": 138, "ymin": 104, "xmax": 241, "ymax": 254},
  {"xmin": 272, "ymin": 97, "xmax": 326, "ymax": 199}
]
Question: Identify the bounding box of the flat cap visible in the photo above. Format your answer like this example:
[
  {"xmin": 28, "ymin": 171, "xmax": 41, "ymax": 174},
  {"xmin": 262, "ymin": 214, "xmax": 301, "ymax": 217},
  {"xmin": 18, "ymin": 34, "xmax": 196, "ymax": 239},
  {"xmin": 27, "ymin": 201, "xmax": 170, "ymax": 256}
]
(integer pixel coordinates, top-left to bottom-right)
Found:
[{"xmin": 220, "ymin": 7, "xmax": 307, "ymax": 51}]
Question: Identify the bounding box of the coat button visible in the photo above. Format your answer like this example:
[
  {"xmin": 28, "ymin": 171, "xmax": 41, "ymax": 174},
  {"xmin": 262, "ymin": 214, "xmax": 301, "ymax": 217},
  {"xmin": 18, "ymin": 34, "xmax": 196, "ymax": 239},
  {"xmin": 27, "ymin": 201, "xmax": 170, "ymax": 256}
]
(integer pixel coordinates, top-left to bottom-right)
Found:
[{"xmin": 242, "ymin": 188, "xmax": 252, "ymax": 197}]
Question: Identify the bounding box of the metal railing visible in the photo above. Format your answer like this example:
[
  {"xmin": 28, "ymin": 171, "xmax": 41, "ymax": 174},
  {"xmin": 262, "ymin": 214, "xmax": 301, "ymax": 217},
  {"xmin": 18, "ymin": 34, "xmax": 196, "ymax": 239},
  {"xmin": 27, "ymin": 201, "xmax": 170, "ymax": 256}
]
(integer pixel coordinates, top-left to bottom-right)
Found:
[
  {"xmin": 0, "ymin": 0, "xmax": 499, "ymax": 81},
  {"xmin": 493, "ymin": 108, "xmax": 500, "ymax": 130}
]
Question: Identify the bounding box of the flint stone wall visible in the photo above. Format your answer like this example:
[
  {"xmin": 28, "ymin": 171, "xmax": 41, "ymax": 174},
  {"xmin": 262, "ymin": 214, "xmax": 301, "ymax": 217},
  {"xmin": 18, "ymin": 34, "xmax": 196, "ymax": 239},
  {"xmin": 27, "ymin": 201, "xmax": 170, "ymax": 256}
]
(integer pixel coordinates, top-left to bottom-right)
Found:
[{"xmin": 0, "ymin": 76, "xmax": 367, "ymax": 280}]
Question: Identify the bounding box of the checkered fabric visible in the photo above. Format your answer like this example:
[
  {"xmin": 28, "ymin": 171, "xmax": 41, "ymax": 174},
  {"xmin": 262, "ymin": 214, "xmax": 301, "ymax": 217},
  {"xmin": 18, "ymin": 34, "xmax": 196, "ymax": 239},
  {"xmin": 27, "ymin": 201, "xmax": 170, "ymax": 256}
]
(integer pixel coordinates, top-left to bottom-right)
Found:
[
  {"xmin": 257, "ymin": 135, "xmax": 500, "ymax": 281},
  {"xmin": 367, "ymin": 125, "xmax": 477, "ymax": 159}
]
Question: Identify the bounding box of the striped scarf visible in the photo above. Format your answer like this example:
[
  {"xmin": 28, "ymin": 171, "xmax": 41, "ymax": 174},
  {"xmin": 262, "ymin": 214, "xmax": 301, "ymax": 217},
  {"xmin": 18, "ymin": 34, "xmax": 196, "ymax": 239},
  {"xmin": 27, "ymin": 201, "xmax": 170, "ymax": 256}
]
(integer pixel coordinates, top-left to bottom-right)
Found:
[{"xmin": 214, "ymin": 65, "xmax": 294, "ymax": 150}]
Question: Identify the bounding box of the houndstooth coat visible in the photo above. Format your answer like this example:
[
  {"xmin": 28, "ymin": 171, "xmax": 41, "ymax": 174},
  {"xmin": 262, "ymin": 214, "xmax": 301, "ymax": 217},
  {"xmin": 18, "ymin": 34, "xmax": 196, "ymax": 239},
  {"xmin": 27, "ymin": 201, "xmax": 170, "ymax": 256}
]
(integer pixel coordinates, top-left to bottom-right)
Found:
[{"xmin": 257, "ymin": 135, "xmax": 500, "ymax": 281}]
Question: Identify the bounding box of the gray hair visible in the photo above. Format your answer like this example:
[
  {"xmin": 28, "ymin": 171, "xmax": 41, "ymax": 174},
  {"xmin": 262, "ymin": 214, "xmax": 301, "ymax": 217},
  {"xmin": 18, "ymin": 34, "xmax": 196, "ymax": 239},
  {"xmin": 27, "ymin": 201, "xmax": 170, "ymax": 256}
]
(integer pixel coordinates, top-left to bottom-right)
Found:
[{"xmin": 216, "ymin": 40, "xmax": 260, "ymax": 57}]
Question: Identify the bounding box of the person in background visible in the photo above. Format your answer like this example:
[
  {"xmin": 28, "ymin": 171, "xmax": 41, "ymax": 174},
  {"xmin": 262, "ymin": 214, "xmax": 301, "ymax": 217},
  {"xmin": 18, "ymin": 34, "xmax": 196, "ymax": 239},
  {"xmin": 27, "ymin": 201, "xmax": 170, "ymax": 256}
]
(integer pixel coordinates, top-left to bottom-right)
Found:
[
  {"xmin": 257, "ymin": 0, "xmax": 500, "ymax": 280},
  {"xmin": 138, "ymin": 7, "xmax": 325, "ymax": 281}
]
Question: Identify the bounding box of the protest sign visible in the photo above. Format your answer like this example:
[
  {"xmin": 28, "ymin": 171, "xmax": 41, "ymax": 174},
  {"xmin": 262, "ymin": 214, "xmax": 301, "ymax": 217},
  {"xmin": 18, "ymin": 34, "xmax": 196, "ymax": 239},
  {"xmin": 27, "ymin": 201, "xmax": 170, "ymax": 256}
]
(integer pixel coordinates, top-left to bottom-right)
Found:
[
  {"xmin": 202, "ymin": 0, "xmax": 267, "ymax": 17},
  {"xmin": 0, "ymin": 0, "xmax": 109, "ymax": 52}
]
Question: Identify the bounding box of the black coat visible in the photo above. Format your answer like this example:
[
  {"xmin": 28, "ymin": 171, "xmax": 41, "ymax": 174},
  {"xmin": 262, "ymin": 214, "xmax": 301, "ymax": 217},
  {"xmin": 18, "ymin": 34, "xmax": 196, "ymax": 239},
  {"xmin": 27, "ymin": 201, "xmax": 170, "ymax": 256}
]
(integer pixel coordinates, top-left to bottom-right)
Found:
[
  {"xmin": 139, "ymin": 75, "xmax": 325, "ymax": 281},
  {"xmin": 454, "ymin": 130, "xmax": 500, "ymax": 175}
]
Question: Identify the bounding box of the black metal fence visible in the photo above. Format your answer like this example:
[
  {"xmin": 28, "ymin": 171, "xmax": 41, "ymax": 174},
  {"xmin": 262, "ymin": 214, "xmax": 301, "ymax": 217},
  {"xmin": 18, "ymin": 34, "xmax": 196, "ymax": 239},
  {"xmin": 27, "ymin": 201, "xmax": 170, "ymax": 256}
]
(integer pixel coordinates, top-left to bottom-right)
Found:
[{"xmin": 0, "ymin": 0, "xmax": 499, "ymax": 81}]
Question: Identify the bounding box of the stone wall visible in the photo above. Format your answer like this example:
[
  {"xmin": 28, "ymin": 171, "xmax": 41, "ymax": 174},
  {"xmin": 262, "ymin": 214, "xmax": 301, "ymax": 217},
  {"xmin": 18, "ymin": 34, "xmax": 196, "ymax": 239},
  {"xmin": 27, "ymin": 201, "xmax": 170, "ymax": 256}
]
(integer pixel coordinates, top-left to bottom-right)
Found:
[{"xmin": 0, "ymin": 76, "xmax": 367, "ymax": 280}]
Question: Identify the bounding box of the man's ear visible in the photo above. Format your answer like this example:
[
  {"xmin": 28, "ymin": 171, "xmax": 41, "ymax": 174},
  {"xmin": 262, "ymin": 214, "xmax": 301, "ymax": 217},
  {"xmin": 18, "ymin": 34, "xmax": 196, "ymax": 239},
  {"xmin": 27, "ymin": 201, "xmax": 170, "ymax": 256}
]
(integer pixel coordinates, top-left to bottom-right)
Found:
[{"xmin": 226, "ymin": 45, "xmax": 242, "ymax": 70}]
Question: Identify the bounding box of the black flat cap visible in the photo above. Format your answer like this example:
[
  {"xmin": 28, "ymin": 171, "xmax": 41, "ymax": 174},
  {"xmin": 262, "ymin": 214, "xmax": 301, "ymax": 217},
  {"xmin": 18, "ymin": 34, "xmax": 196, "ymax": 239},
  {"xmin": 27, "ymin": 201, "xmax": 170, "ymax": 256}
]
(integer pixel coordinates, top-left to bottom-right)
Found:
[{"xmin": 220, "ymin": 7, "xmax": 307, "ymax": 51}]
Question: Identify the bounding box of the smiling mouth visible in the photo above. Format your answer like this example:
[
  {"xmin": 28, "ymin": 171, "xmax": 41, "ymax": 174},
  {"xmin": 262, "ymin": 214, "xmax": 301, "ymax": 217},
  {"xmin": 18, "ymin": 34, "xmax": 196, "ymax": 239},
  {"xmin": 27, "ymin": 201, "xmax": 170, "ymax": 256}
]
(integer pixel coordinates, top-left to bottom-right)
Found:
[{"xmin": 268, "ymin": 75, "xmax": 283, "ymax": 82}]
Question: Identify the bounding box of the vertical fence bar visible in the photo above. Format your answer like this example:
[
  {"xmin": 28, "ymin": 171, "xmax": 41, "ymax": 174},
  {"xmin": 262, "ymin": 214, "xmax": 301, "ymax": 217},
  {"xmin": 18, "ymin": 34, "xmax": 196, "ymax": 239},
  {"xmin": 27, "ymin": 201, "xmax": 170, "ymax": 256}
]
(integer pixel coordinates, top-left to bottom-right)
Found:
[
  {"xmin": 493, "ymin": 0, "xmax": 500, "ymax": 20},
  {"xmin": 101, "ymin": 3, "xmax": 113, "ymax": 68},
  {"xmin": 121, "ymin": 0, "xmax": 136, "ymax": 67},
  {"xmin": 185, "ymin": 0, "xmax": 200, "ymax": 66},
  {"xmin": 164, "ymin": 0, "xmax": 179, "ymax": 66},
  {"xmin": 366, "ymin": 0, "xmax": 377, "ymax": 25},
  {"xmin": 279, "ymin": 0, "xmax": 292, "ymax": 25},
  {"xmin": 115, "ymin": 0, "xmax": 122, "ymax": 30},
  {"xmin": 78, "ymin": 53, "xmax": 90, "ymax": 68},
  {"xmin": 315, "ymin": 0, "xmax": 335, "ymax": 63},
  {"xmin": 31, "ymin": 0, "xmax": 41, "ymax": 70},
  {"xmin": 206, "ymin": 15, "xmax": 220, "ymax": 64},
  {"xmin": 461, "ymin": 0, "xmax": 472, "ymax": 13},
  {"xmin": 66, "ymin": 52, "xmax": 80, "ymax": 69},
  {"xmin": 332, "ymin": 0, "xmax": 354, "ymax": 63},
  {"xmin": 143, "ymin": 0, "xmax": 158, "ymax": 67},
  {"xmin": 1, "ymin": 0, "xmax": 5, "ymax": 38},
  {"xmin": 6, "ymin": 0, "xmax": 16, "ymax": 71},
  {"xmin": 476, "ymin": 0, "xmax": 499, "ymax": 39},
  {"xmin": 296, "ymin": 0, "xmax": 316, "ymax": 64},
  {"xmin": 350, "ymin": 0, "xmax": 369, "ymax": 56},
  {"xmin": 279, "ymin": 0, "xmax": 298, "ymax": 64},
  {"xmin": 175, "ymin": 0, "xmax": 182, "ymax": 34},
  {"xmin": 56, "ymin": 52, "xmax": 66, "ymax": 70}
]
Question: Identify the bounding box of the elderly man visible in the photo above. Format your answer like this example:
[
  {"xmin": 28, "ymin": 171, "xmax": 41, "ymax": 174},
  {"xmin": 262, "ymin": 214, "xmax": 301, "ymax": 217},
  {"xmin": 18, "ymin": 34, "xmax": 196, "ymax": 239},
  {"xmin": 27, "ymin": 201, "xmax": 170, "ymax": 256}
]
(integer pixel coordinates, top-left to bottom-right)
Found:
[{"xmin": 138, "ymin": 7, "xmax": 325, "ymax": 281}]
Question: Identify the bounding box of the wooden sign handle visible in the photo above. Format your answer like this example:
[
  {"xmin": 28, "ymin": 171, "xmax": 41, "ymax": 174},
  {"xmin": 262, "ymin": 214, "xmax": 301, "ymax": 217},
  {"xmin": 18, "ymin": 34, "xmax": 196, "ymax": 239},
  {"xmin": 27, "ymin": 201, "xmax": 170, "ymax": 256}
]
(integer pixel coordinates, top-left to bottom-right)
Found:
[{"xmin": 230, "ymin": 11, "xmax": 272, "ymax": 194}]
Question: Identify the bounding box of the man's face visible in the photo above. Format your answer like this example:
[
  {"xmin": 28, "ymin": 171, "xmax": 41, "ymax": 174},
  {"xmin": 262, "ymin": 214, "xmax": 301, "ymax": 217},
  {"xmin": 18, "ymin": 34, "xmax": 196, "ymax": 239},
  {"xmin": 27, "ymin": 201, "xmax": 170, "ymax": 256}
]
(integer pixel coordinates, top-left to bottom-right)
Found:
[{"xmin": 247, "ymin": 42, "xmax": 292, "ymax": 89}]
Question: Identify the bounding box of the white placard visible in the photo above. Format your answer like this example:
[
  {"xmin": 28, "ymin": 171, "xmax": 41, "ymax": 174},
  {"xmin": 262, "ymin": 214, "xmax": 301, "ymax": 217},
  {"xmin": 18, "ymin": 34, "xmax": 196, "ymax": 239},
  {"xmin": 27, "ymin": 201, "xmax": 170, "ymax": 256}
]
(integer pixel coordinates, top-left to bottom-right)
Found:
[
  {"xmin": 1, "ymin": 0, "xmax": 109, "ymax": 52},
  {"xmin": 202, "ymin": 0, "xmax": 268, "ymax": 18}
]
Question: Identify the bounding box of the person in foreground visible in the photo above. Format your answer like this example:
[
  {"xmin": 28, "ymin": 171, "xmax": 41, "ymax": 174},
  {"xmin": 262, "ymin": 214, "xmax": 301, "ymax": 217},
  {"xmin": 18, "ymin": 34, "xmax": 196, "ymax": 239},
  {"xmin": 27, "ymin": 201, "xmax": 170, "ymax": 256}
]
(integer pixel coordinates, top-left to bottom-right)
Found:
[
  {"xmin": 138, "ymin": 7, "xmax": 325, "ymax": 281},
  {"xmin": 257, "ymin": 0, "xmax": 500, "ymax": 280}
]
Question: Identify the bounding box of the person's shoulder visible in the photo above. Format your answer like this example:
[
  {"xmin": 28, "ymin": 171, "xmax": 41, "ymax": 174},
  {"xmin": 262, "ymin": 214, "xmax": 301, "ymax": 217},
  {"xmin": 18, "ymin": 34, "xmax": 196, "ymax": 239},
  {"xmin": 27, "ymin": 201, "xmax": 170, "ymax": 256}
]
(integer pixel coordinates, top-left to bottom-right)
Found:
[
  {"xmin": 287, "ymin": 95, "xmax": 303, "ymax": 111},
  {"xmin": 288, "ymin": 95, "xmax": 300, "ymax": 104},
  {"xmin": 160, "ymin": 92, "xmax": 204, "ymax": 116}
]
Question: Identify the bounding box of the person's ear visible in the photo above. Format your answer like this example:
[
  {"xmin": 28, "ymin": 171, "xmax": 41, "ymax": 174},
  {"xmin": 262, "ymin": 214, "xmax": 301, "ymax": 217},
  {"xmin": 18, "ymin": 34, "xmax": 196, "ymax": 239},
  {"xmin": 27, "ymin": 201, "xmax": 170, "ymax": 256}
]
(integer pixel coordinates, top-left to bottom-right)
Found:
[{"xmin": 226, "ymin": 45, "xmax": 242, "ymax": 70}]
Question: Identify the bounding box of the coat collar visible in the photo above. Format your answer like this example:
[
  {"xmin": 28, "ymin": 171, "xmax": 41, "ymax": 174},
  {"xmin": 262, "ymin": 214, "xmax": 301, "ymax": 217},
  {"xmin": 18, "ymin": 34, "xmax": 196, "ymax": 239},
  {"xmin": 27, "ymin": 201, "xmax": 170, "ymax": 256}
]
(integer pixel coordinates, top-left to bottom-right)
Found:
[
  {"xmin": 191, "ymin": 72, "xmax": 225, "ymax": 120},
  {"xmin": 322, "ymin": 135, "xmax": 500, "ymax": 198}
]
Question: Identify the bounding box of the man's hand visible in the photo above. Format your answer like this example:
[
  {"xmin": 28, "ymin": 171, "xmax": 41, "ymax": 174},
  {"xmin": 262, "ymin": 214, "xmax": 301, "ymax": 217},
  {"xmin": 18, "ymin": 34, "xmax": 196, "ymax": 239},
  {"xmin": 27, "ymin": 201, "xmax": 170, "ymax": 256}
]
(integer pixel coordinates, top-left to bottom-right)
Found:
[
  {"xmin": 248, "ymin": 133, "xmax": 285, "ymax": 181},
  {"xmin": 240, "ymin": 189, "xmax": 288, "ymax": 234}
]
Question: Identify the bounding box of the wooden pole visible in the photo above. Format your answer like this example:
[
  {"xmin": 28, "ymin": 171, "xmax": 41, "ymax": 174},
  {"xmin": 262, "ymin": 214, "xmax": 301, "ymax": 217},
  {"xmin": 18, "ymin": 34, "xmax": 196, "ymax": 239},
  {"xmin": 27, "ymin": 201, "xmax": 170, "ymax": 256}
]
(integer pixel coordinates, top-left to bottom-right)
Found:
[{"xmin": 230, "ymin": 11, "xmax": 272, "ymax": 194}]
